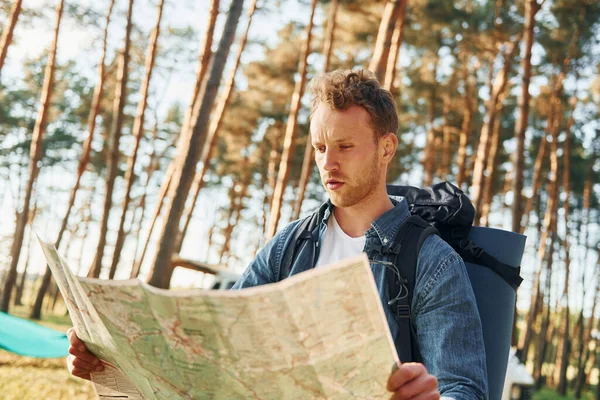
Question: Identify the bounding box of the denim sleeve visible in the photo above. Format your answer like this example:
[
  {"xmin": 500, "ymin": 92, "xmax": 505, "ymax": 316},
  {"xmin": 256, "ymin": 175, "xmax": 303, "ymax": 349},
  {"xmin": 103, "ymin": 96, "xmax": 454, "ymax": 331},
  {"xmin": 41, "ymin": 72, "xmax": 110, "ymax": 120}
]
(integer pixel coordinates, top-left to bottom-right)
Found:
[
  {"xmin": 231, "ymin": 220, "xmax": 301, "ymax": 290},
  {"xmin": 412, "ymin": 235, "xmax": 488, "ymax": 400}
]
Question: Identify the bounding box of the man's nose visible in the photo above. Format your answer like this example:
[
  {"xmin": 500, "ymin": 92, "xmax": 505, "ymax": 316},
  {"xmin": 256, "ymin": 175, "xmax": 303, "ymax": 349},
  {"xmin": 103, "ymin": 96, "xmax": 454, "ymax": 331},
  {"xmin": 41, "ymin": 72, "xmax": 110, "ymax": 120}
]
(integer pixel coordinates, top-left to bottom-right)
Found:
[{"xmin": 322, "ymin": 148, "xmax": 339, "ymax": 172}]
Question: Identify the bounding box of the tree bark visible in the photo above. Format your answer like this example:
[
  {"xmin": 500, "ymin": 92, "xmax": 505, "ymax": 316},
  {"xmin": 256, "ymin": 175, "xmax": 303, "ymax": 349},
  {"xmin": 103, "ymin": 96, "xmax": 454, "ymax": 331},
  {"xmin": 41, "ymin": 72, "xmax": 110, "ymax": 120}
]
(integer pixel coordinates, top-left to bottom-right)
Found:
[
  {"xmin": 129, "ymin": 122, "xmax": 159, "ymax": 271},
  {"xmin": 131, "ymin": 0, "xmax": 219, "ymax": 278},
  {"xmin": 219, "ymin": 159, "xmax": 250, "ymax": 263},
  {"xmin": 177, "ymin": 0, "xmax": 257, "ymax": 252},
  {"xmin": 368, "ymin": 0, "xmax": 403, "ymax": 83},
  {"xmin": 14, "ymin": 202, "xmax": 37, "ymax": 306},
  {"xmin": 383, "ymin": 0, "xmax": 408, "ymax": 92},
  {"xmin": 1, "ymin": 0, "xmax": 64, "ymax": 314},
  {"xmin": 265, "ymin": 0, "xmax": 317, "ymax": 241},
  {"xmin": 130, "ymin": 160, "xmax": 175, "ymax": 278},
  {"xmin": 555, "ymin": 93, "xmax": 576, "ymax": 395},
  {"xmin": 533, "ymin": 267, "xmax": 555, "ymax": 389},
  {"xmin": 520, "ymin": 132, "xmax": 547, "ymax": 233},
  {"xmin": 438, "ymin": 95, "xmax": 452, "ymax": 180},
  {"xmin": 518, "ymin": 84, "xmax": 562, "ymax": 364},
  {"xmin": 421, "ymin": 52, "xmax": 439, "ymax": 187},
  {"xmin": 88, "ymin": 0, "xmax": 135, "ymax": 279},
  {"xmin": 292, "ymin": 0, "xmax": 339, "ymax": 221},
  {"xmin": 471, "ymin": 41, "xmax": 518, "ymax": 221},
  {"xmin": 147, "ymin": 0, "xmax": 244, "ymax": 289},
  {"xmin": 30, "ymin": 0, "xmax": 115, "ymax": 319},
  {"xmin": 0, "ymin": 0, "xmax": 23, "ymax": 80},
  {"xmin": 574, "ymin": 277, "xmax": 598, "ymax": 397},
  {"xmin": 181, "ymin": 0, "xmax": 219, "ymax": 140},
  {"xmin": 109, "ymin": 0, "xmax": 164, "ymax": 279},
  {"xmin": 478, "ymin": 102, "xmax": 503, "ymax": 227},
  {"xmin": 219, "ymin": 185, "xmax": 238, "ymax": 263},
  {"xmin": 511, "ymin": 0, "xmax": 540, "ymax": 233},
  {"xmin": 456, "ymin": 56, "xmax": 473, "ymax": 189}
]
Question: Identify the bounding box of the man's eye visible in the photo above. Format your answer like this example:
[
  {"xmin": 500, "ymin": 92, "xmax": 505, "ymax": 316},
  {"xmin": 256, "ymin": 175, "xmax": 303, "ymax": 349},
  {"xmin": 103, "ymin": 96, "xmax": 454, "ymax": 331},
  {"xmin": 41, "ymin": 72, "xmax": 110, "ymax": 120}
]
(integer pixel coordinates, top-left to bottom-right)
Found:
[
  {"xmin": 315, "ymin": 146, "xmax": 325, "ymax": 153},
  {"xmin": 340, "ymin": 145, "xmax": 352, "ymax": 150}
]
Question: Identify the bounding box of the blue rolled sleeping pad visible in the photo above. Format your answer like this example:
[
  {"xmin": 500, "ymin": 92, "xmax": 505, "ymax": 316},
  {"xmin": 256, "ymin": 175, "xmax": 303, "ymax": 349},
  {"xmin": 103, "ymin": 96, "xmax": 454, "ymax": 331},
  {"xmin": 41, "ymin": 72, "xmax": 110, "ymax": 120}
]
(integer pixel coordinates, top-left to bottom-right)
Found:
[{"xmin": 464, "ymin": 226, "xmax": 526, "ymax": 400}]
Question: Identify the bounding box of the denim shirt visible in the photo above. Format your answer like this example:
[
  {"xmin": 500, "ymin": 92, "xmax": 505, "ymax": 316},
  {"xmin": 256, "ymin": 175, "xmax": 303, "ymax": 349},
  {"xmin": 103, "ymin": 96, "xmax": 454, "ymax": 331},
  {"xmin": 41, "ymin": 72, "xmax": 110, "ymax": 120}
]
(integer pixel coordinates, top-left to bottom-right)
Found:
[{"xmin": 233, "ymin": 197, "xmax": 488, "ymax": 399}]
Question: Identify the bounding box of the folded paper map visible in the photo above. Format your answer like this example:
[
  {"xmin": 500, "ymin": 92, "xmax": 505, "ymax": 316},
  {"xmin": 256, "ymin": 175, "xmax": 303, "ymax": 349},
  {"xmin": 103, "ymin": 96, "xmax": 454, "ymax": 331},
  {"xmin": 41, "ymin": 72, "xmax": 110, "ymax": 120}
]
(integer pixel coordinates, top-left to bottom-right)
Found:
[{"xmin": 38, "ymin": 237, "xmax": 399, "ymax": 399}]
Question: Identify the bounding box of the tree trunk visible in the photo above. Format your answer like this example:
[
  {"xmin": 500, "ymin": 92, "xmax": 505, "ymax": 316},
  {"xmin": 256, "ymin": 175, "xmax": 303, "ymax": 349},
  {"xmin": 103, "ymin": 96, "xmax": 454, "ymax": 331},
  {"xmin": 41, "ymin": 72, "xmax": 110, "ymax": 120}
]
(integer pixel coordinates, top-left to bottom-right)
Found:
[
  {"xmin": 130, "ymin": 161, "xmax": 175, "ymax": 278},
  {"xmin": 368, "ymin": 0, "xmax": 403, "ymax": 83},
  {"xmin": 292, "ymin": 0, "xmax": 339, "ymax": 221},
  {"xmin": 131, "ymin": 0, "xmax": 219, "ymax": 278},
  {"xmin": 471, "ymin": 41, "xmax": 518, "ymax": 221},
  {"xmin": 14, "ymin": 202, "xmax": 38, "ymax": 306},
  {"xmin": 181, "ymin": 0, "xmax": 219, "ymax": 140},
  {"xmin": 219, "ymin": 185, "xmax": 238, "ymax": 263},
  {"xmin": 520, "ymin": 133, "xmax": 547, "ymax": 233},
  {"xmin": 219, "ymin": 160, "xmax": 251, "ymax": 263},
  {"xmin": 1, "ymin": 0, "xmax": 64, "ymax": 314},
  {"xmin": 265, "ymin": 0, "xmax": 317, "ymax": 241},
  {"xmin": 478, "ymin": 104, "xmax": 503, "ymax": 227},
  {"xmin": 456, "ymin": 56, "xmax": 473, "ymax": 189},
  {"xmin": 438, "ymin": 96, "xmax": 452, "ymax": 180},
  {"xmin": 555, "ymin": 93, "xmax": 576, "ymax": 395},
  {"xmin": 260, "ymin": 129, "xmax": 283, "ymax": 246},
  {"xmin": 88, "ymin": 0, "xmax": 135, "ymax": 279},
  {"xmin": 533, "ymin": 277, "xmax": 554, "ymax": 388},
  {"xmin": 109, "ymin": 0, "xmax": 164, "ymax": 279},
  {"xmin": 76, "ymin": 183, "xmax": 97, "ymax": 276},
  {"xmin": 0, "ymin": 0, "xmax": 23, "ymax": 80},
  {"xmin": 574, "ymin": 271, "xmax": 598, "ymax": 398},
  {"xmin": 421, "ymin": 53, "xmax": 439, "ymax": 187},
  {"xmin": 30, "ymin": 0, "xmax": 115, "ymax": 319},
  {"xmin": 511, "ymin": 0, "xmax": 539, "ymax": 233},
  {"xmin": 383, "ymin": 0, "xmax": 408, "ymax": 92},
  {"xmin": 518, "ymin": 84, "xmax": 562, "ymax": 364},
  {"xmin": 177, "ymin": 0, "xmax": 257, "ymax": 252},
  {"xmin": 129, "ymin": 122, "xmax": 159, "ymax": 268},
  {"xmin": 147, "ymin": 0, "xmax": 244, "ymax": 289}
]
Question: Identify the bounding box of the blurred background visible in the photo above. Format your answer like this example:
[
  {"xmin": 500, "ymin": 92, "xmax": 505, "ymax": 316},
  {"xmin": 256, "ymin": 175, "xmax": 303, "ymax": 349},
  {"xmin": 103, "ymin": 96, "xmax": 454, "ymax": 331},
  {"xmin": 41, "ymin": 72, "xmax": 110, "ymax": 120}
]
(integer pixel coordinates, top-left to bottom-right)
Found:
[{"xmin": 0, "ymin": 0, "xmax": 598, "ymax": 398}]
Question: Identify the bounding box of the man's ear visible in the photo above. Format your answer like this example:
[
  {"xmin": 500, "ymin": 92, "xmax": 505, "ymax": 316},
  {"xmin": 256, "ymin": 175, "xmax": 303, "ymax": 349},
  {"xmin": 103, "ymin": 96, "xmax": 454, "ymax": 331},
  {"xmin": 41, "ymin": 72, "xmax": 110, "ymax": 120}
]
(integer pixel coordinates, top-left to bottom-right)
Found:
[{"xmin": 380, "ymin": 132, "xmax": 398, "ymax": 163}]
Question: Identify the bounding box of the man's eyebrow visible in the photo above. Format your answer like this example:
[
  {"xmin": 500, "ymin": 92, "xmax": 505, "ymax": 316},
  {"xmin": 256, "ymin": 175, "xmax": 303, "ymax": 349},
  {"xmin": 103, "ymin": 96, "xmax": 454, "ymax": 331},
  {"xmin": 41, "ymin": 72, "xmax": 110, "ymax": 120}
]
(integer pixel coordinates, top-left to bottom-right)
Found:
[
  {"xmin": 332, "ymin": 136, "xmax": 354, "ymax": 143},
  {"xmin": 311, "ymin": 136, "xmax": 354, "ymax": 145}
]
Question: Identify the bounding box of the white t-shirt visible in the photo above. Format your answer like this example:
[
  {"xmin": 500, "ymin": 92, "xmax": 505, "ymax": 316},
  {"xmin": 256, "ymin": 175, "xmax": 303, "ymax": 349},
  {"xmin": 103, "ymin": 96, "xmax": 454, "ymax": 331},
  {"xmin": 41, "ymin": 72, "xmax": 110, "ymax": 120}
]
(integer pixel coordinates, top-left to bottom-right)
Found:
[{"xmin": 315, "ymin": 213, "xmax": 366, "ymax": 268}]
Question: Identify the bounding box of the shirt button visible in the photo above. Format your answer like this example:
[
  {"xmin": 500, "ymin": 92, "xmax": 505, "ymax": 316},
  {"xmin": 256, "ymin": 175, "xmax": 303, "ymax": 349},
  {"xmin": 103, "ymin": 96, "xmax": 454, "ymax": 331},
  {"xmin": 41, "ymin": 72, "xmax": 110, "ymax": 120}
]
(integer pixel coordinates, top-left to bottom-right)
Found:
[{"xmin": 383, "ymin": 237, "xmax": 388, "ymax": 244}]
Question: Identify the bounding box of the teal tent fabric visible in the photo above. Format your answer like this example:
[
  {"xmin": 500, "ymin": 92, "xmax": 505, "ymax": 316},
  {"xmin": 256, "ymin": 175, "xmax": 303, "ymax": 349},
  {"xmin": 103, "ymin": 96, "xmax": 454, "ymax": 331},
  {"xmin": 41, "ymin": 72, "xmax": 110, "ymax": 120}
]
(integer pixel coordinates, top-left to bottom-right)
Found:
[{"xmin": 0, "ymin": 312, "xmax": 69, "ymax": 358}]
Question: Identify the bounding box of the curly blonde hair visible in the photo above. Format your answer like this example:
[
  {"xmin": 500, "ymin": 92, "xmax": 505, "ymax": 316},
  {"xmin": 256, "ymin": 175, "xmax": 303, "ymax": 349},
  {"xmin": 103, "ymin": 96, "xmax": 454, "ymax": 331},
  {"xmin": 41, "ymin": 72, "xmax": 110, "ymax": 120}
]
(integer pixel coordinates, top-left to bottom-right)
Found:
[{"xmin": 308, "ymin": 69, "xmax": 398, "ymax": 138}]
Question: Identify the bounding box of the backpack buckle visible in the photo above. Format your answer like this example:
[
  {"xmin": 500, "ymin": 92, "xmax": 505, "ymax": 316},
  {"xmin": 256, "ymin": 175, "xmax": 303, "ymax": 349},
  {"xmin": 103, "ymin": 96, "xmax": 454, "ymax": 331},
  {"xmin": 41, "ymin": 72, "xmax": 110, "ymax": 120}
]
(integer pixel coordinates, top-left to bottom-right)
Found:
[
  {"xmin": 370, "ymin": 242, "xmax": 383, "ymax": 255},
  {"xmin": 396, "ymin": 304, "xmax": 410, "ymax": 319},
  {"xmin": 459, "ymin": 240, "xmax": 484, "ymax": 258}
]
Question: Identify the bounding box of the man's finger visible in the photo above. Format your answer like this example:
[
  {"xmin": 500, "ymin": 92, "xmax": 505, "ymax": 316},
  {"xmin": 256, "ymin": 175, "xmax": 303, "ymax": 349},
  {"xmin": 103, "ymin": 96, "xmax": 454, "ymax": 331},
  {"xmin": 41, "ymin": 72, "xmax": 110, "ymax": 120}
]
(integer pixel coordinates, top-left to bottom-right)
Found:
[
  {"xmin": 66, "ymin": 328, "xmax": 86, "ymax": 351},
  {"xmin": 71, "ymin": 356, "xmax": 94, "ymax": 371},
  {"xmin": 68, "ymin": 345, "xmax": 100, "ymax": 365},
  {"xmin": 71, "ymin": 370, "xmax": 92, "ymax": 381},
  {"xmin": 391, "ymin": 389, "xmax": 440, "ymax": 400},
  {"xmin": 390, "ymin": 372, "xmax": 438, "ymax": 399},
  {"xmin": 387, "ymin": 363, "xmax": 427, "ymax": 392}
]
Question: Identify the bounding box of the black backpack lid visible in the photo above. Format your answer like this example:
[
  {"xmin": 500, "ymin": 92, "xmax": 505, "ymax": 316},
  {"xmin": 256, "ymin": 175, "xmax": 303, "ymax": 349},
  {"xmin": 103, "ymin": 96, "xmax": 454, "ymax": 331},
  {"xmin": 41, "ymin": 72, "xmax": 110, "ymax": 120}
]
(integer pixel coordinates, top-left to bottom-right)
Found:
[{"xmin": 387, "ymin": 181, "xmax": 474, "ymax": 246}]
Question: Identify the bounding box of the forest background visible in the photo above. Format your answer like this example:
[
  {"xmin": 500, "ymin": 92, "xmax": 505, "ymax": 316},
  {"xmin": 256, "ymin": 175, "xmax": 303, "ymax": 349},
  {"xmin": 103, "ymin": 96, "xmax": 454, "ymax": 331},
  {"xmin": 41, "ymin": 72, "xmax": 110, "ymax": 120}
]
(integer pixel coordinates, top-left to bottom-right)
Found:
[{"xmin": 0, "ymin": 0, "xmax": 599, "ymax": 398}]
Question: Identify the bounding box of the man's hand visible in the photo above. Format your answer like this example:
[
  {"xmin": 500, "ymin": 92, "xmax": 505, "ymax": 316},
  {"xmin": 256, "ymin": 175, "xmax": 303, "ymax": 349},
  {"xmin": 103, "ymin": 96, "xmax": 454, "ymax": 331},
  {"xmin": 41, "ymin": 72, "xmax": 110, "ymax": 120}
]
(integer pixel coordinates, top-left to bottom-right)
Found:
[
  {"xmin": 387, "ymin": 362, "xmax": 440, "ymax": 400},
  {"xmin": 66, "ymin": 328, "xmax": 103, "ymax": 381}
]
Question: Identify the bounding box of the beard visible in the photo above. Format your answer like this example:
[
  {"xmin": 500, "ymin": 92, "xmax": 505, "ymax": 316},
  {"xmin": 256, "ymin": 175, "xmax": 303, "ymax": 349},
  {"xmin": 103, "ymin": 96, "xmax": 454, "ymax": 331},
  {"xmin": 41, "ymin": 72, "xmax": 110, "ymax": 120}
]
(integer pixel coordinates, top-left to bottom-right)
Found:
[{"xmin": 323, "ymin": 154, "xmax": 381, "ymax": 208}]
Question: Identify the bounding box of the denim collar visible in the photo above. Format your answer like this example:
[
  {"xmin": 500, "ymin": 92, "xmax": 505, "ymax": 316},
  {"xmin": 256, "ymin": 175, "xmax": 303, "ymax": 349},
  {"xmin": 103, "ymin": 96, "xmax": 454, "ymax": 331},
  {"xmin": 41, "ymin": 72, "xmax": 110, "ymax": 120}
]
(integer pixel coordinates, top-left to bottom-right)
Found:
[{"xmin": 320, "ymin": 196, "xmax": 411, "ymax": 245}]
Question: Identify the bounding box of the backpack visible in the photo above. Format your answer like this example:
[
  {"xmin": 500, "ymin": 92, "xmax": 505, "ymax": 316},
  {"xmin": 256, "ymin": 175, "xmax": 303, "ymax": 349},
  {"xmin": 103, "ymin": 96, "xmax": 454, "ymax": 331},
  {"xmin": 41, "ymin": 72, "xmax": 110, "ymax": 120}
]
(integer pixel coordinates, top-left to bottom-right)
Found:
[{"xmin": 278, "ymin": 181, "xmax": 524, "ymax": 399}]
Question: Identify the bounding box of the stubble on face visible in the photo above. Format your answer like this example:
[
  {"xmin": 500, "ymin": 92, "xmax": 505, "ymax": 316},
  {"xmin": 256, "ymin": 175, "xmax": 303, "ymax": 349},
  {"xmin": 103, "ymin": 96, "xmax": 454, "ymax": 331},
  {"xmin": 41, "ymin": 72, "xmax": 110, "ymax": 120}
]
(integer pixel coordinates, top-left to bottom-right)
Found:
[{"xmin": 324, "ymin": 144, "xmax": 381, "ymax": 208}]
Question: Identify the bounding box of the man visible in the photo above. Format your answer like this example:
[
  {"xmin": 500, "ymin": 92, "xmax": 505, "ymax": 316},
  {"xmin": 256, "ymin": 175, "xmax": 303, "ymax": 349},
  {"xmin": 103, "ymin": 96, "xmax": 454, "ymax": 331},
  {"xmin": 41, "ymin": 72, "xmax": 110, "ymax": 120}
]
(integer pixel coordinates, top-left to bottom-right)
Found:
[{"xmin": 67, "ymin": 70, "xmax": 488, "ymax": 399}]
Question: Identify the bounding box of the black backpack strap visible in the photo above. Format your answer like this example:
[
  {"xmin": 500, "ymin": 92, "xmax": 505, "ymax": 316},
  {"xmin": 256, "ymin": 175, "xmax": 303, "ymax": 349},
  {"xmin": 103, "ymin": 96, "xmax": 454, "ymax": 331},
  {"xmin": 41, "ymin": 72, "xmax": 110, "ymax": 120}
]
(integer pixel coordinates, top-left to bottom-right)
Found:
[
  {"xmin": 279, "ymin": 211, "xmax": 321, "ymax": 281},
  {"xmin": 388, "ymin": 215, "xmax": 439, "ymax": 363},
  {"xmin": 457, "ymin": 240, "xmax": 523, "ymax": 290}
]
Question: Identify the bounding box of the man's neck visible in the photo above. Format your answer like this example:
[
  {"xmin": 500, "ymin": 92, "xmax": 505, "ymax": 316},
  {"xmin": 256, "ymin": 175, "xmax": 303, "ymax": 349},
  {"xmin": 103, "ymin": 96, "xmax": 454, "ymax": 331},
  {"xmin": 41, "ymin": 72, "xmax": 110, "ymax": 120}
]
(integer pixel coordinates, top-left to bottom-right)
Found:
[{"xmin": 333, "ymin": 189, "xmax": 394, "ymax": 238}]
